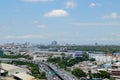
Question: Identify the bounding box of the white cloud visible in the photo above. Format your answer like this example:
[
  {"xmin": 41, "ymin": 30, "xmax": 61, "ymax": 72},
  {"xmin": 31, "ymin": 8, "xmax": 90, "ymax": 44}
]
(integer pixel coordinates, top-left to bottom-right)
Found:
[
  {"xmin": 72, "ymin": 22, "xmax": 120, "ymax": 26},
  {"xmin": 5, "ymin": 34, "xmax": 43, "ymax": 39},
  {"xmin": 37, "ymin": 24, "xmax": 47, "ymax": 29},
  {"xmin": 103, "ymin": 12, "xmax": 120, "ymax": 19},
  {"xmin": 89, "ymin": 2, "xmax": 100, "ymax": 8},
  {"xmin": 66, "ymin": 1, "xmax": 76, "ymax": 8},
  {"xmin": 22, "ymin": 0, "xmax": 54, "ymax": 2},
  {"xmin": 44, "ymin": 9, "xmax": 69, "ymax": 17}
]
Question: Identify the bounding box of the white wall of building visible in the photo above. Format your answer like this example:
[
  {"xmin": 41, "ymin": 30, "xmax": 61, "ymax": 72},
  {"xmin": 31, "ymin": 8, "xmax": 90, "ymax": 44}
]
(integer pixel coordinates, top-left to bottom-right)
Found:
[
  {"xmin": 89, "ymin": 53, "xmax": 117, "ymax": 62},
  {"xmin": 33, "ymin": 55, "xmax": 48, "ymax": 61}
]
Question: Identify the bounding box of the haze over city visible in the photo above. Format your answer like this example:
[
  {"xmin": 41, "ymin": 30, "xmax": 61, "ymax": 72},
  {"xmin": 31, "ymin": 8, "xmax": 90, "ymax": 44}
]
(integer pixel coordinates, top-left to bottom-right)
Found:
[{"xmin": 0, "ymin": 0, "xmax": 120, "ymax": 45}]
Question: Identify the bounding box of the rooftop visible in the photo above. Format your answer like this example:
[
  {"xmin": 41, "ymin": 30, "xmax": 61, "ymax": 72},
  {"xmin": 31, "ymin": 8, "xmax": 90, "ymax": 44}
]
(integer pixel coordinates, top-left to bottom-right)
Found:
[
  {"xmin": 1, "ymin": 63, "xmax": 22, "ymax": 71},
  {"xmin": 14, "ymin": 73, "xmax": 37, "ymax": 80},
  {"xmin": 1, "ymin": 63, "xmax": 28, "ymax": 72}
]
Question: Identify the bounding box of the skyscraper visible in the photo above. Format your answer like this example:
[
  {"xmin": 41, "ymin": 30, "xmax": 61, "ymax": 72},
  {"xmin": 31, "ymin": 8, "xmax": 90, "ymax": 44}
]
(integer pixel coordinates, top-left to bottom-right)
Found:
[{"xmin": 51, "ymin": 41, "xmax": 57, "ymax": 46}]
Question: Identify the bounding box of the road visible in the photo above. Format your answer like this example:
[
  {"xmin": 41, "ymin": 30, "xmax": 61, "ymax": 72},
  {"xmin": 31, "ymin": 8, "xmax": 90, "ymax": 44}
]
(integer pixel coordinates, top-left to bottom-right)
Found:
[
  {"xmin": 0, "ymin": 58, "xmax": 79, "ymax": 80},
  {"xmin": 0, "ymin": 58, "xmax": 64, "ymax": 80},
  {"xmin": 48, "ymin": 63, "xmax": 79, "ymax": 80},
  {"xmin": 39, "ymin": 62, "xmax": 61, "ymax": 80}
]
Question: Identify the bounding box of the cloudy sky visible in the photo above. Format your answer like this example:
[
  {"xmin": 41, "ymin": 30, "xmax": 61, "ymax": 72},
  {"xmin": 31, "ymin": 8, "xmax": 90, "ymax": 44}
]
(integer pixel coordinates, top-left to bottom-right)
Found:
[{"xmin": 0, "ymin": 0, "xmax": 120, "ymax": 45}]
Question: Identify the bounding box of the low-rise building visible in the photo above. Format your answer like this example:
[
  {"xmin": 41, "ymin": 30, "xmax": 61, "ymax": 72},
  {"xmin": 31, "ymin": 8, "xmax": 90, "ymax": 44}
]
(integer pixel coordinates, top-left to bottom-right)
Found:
[
  {"xmin": 33, "ymin": 53, "xmax": 48, "ymax": 61},
  {"xmin": 110, "ymin": 62, "xmax": 120, "ymax": 79},
  {"xmin": 1, "ymin": 63, "xmax": 29, "ymax": 76}
]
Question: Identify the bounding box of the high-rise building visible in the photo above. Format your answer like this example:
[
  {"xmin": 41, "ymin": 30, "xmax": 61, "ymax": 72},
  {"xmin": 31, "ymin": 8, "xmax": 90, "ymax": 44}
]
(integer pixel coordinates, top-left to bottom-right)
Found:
[
  {"xmin": 95, "ymin": 42, "xmax": 98, "ymax": 46},
  {"xmin": 51, "ymin": 41, "xmax": 57, "ymax": 46}
]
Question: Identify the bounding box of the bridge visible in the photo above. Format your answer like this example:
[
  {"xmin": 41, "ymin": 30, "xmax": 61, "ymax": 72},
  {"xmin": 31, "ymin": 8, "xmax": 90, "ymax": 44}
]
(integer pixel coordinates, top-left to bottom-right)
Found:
[{"xmin": 0, "ymin": 58, "xmax": 65, "ymax": 80}]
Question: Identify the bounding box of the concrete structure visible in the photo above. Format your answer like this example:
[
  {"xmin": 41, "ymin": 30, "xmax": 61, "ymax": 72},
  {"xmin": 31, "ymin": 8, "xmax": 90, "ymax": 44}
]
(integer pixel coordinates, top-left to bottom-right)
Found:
[
  {"xmin": 14, "ymin": 73, "xmax": 36, "ymax": 80},
  {"xmin": 52, "ymin": 54, "xmax": 62, "ymax": 58},
  {"xmin": 1, "ymin": 63, "xmax": 29, "ymax": 76},
  {"xmin": 33, "ymin": 54, "xmax": 48, "ymax": 61},
  {"xmin": 33, "ymin": 51, "xmax": 71, "ymax": 55},
  {"xmin": 32, "ymin": 51, "xmax": 71, "ymax": 61},
  {"xmin": 33, "ymin": 52, "xmax": 49, "ymax": 61}
]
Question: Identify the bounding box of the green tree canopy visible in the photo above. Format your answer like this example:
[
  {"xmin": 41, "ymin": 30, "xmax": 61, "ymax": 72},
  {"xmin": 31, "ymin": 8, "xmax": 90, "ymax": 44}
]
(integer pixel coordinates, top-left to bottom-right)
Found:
[
  {"xmin": 90, "ymin": 58, "xmax": 96, "ymax": 62},
  {"xmin": 0, "ymin": 50, "xmax": 3, "ymax": 57},
  {"xmin": 82, "ymin": 53, "xmax": 89, "ymax": 61},
  {"xmin": 100, "ymin": 71, "xmax": 110, "ymax": 78},
  {"xmin": 72, "ymin": 68, "xmax": 86, "ymax": 78},
  {"xmin": 92, "ymin": 71, "xmax": 110, "ymax": 79}
]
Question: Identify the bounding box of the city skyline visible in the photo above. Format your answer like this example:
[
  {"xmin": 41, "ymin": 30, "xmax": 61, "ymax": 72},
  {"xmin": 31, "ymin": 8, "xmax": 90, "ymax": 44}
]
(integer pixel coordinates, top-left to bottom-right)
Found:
[{"xmin": 0, "ymin": 0, "xmax": 120, "ymax": 45}]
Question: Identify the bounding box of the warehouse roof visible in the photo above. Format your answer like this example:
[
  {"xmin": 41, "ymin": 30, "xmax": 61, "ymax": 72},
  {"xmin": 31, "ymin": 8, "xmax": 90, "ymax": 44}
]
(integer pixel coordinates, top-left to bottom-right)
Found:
[
  {"xmin": 14, "ymin": 73, "xmax": 37, "ymax": 80},
  {"xmin": 1, "ymin": 63, "xmax": 25, "ymax": 71}
]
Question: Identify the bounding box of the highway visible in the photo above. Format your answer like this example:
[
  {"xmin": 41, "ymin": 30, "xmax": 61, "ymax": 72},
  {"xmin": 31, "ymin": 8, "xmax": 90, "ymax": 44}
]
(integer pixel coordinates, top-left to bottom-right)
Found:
[
  {"xmin": 48, "ymin": 63, "xmax": 79, "ymax": 80},
  {"xmin": 39, "ymin": 62, "xmax": 61, "ymax": 80},
  {"xmin": 0, "ymin": 58, "xmax": 78, "ymax": 80},
  {"xmin": 0, "ymin": 58, "xmax": 64, "ymax": 80}
]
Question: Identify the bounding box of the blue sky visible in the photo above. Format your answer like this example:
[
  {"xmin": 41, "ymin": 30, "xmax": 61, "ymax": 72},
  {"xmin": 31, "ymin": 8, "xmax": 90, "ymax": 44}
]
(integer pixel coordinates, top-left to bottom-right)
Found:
[{"xmin": 0, "ymin": 0, "xmax": 120, "ymax": 45}]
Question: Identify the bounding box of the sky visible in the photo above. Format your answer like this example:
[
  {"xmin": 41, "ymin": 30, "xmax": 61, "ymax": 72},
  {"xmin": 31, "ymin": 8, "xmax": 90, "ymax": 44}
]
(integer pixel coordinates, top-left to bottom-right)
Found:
[{"xmin": 0, "ymin": 0, "xmax": 120, "ymax": 45}]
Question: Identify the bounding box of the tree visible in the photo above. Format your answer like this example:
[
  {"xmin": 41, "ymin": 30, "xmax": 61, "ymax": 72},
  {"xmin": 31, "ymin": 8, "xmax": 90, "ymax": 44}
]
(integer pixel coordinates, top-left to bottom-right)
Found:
[
  {"xmin": 82, "ymin": 53, "xmax": 89, "ymax": 61},
  {"xmin": 109, "ymin": 77, "xmax": 115, "ymax": 80},
  {"xmin": 72, "ymin": 68, "xmax": 86, "ymax": 78},
  {"xmin": 88, "ymin": 70, "xmax": 92, "ymax": 80},
  {"xmin": 93, "ymin": 62, "xmax": 97, "ymax": 65},
  {"xmin": 100, "ymin": 71, "xmax": 110, "ymax": 78},
  {"xmin": 10, "ymin": 52, "xmax": 14, "ymax": 54},
  {"xmin": 61, "ymin": 53, "xmax": 65, "ymax": 59},
  {"xmin": 92, "ymin": 71, "xmax": 110, "ymax": 79},
  {"xmin": 37, "ymin": 72, "xmax": 46, "ymax": 79},
  {"xmin": 90, "ymin": 58, "xmax": 96, "ymax": 62},
  {"xmin": 92, "ymin": 73, "xmax": 101, "ymax": 78}
]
